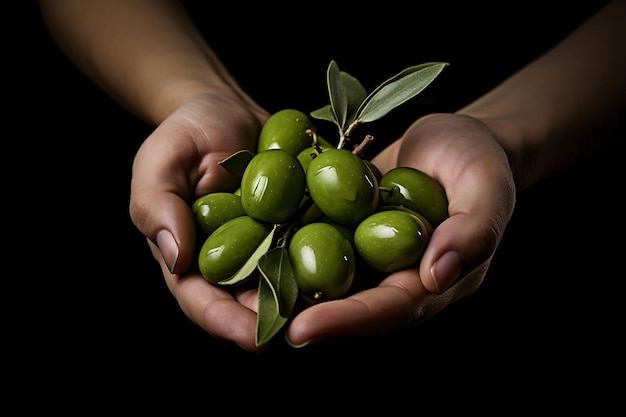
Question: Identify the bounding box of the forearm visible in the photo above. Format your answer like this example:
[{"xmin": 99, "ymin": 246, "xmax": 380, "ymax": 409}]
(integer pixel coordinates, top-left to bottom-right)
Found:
[
  {"xmin": 39, "ymin": 0, "xmax": 249, "ymax": 125},
  {"xmin": 459, "ymin": 0, "xmax": 626, "ymax": 191}
]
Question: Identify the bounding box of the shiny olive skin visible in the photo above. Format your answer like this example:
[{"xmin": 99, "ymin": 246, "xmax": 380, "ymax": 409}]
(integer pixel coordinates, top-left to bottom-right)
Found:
[
  {"xmin": 191, "ymin": 192, "xmax": 246, "ymax": 235},
  {"xmin": 298, "ymin": 201, "xmax": 324, "ymax": 226},
  {"xmin": 320, "ymin": 215, "xmax": 356, "ymax": 247},
  {"xmin": 306, "ymin": 148, "xmax": 379, "ymax": 226},
  {"xmin": 257, "ymin": 109, "xmax": 317, "ymax": 157},
  {"xmin": 298, "ymin": 205, "xmax": 356, "ymax": 246},
  {"xmin": 288, "ymin": 222, "xmax": 356, "ymax": 302},
  {"xmin": 240, "ymin": 149, "xmax": 306, "ymax": 224},
  {"xmin": 354, "ymin": 209, "xmax": 432, "ymax": 273},
  {"xmin": 379, "ymin": 166, "xmax": 449, "ymax": 227},
  {"xmin": 364, "ymin": 160, "xmax": 383, "ymax": 184},
  {"xmin": 296, "ymin": 143, "xmax": 331, "ymax": 173},
  {"xmin": 198, "ymin": 215, "xmax": 271, "ymax": 285}
]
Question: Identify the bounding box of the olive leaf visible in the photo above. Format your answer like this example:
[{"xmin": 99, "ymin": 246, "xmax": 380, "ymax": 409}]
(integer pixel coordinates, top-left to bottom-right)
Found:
[
  {"xmin": 328, "ymin": 60, "xmax": 348, "ymax": 131},
  {"xmin": 218, "ymin": 149, "xmax": 256, "ymax": 177},
  {"xmin": 341, "ymin": 70, "xmax": 369, "ymax": 126},
  {"xmin": 309, "ymin": 104, "xmax": 335, "ymax": 125},
  {"xmin": 255, "ymin": 246, "xmax": 299, "ymax": 346},
  {"xmin": 354, "ymin": 62, "xmax": 448, "ymax": 125},
  {"xmin": 311, "ymin": 60, "xmax": 368, "ymax": 144},
  {"xmin": 311, "ymin": 60, "xmax": 448, "ymax": 145},
  {"xmin": 217, "ymin": 225, "xmax": 277, "ymax": 286}
]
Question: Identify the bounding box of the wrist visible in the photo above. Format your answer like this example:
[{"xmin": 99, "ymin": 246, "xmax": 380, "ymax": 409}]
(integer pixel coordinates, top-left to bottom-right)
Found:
[
  {"xmin": 456, "ymin": 109, "xmax": 546, "ymax": 192},
  {"xmin": 145, "ymin": 79, "xmax": 236, "ymax": 125}
]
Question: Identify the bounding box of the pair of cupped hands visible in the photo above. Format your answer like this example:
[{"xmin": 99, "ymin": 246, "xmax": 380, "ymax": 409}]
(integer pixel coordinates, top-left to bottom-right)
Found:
[{"xmin": 130, "ymin": 93, "xmax": 516, "ymax": 353}]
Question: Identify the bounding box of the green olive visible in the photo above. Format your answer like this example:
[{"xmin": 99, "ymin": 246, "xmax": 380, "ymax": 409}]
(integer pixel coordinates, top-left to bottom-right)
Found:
[
  {"xmin": 364, "ymin": 160, "xmax": 383, "ymax": 184},
  {"xmin": 257, "ymin": 109, "xmax": 318, "ymax": 157},
  {"xmin": 298, "ymin": 201, "xmax": 324, "ymax": 226},
  {"xmin": 296, "ymin": 143, "xmax": 331, "ymax": 173},
  {"xmin": 379, "ymin": 166, "xmax": 448, "ymax": 227},
  {"xmin": 198, "ymin": 215, "xmax": 271, "ymax": 285},
  {"xmin": 191, "ymin": 192, "xmax": 246, "ymax": 235},
  {"xmin": 354, "ymin": 209, "xmax": 432, "ymax": 273},
  {"xmin": 240, "ymin": 149, "xmax": 305, "ymax": 224},
  {"xmin": 288, "ymin": 222, "xmax": 356, "ymax": 303},
  {"xmin": 306, "ymin": 148, "xmax": 379, "ymax": 226},
  {"xmin": 298, "ymin": 203, "xmax": 355, "ymax": 246},
  {"xmin": 320, "ymin": 215, "xmax": 356, "ymax": 247}
]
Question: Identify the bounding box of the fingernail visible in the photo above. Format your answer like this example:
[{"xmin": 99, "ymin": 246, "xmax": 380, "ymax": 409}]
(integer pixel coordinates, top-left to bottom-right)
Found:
[
  {"xmin": 285, "ymin": 336, "xmax": 315, "ymax": 349},
  {"xmin": 156, "ymin": 230, "xmax": 179, "ymax": 274},
  {"xmin": 430, "ymin": 250, "xmax": 462, "ymax": 294}
]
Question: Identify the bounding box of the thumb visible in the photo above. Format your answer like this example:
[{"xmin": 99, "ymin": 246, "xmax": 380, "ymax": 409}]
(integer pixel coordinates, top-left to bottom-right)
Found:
[
  {"xmin": 419, "ymin": 168, "xmax": 516, "ymax": 295},
  {"xmin": 130, "ymin": 187, "xmax": 198, "ymax": 275}
]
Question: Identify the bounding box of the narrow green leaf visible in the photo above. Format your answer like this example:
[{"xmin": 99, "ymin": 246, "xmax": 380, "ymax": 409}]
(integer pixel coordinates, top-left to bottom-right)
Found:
[
  {"xmin": 261, "ymin": 247, "xmax": 298, "ymax": 317},
  {"xmin": 310, "ymin": 104, "xmax": 337, "ymax": 124},
  {"xmin": 256, "ymin": 277, "xmax": 287, "ymax": 346},
  {"xmin": 327, "ymin": 60, "xmax": 348, "ymax": 131},
  {"xmin": 218, "ymin": 149, "xmax": 256, "ymax": 177},
  {"xmin": 340, "ymin": 71, "xmax": 368, "ymax": 128},
  {"xmin": 217, "ymin": 225, "xmax": 276, "ymax": 286},
  {"xmin": 356, "ymin": 62, "xmax": 448, "ymax": 124},
  {"xmin": 255, "ymin": 247, "xmax": 299, "ymax": 346},
  {"xmin": 311, "ymin": 73, "xmax": 366, "ymax": 127}
]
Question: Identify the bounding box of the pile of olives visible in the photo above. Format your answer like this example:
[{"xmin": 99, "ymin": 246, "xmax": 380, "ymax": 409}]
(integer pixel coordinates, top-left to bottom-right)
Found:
[
  {"xmin": 192, "ymin": 109, "xmax": 448, "ymax": 304},
  {"xmin": 191, "ymin": 61, "xmax": 449, "ymax": 345}
]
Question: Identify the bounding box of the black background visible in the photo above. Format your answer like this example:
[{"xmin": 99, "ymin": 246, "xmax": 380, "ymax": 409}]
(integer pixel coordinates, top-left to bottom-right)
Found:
[{"xmin": 13, "ymin": 0, "xmax": 622, "ymax": 408}]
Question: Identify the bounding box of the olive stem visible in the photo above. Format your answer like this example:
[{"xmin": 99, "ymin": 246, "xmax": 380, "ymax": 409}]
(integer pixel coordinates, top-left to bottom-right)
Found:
[
  {"xmin": 306, "ymin": 129, "xmax": 324, "ymax": 154},
  {"xmin": 337, "ymin": 134, "xmax": 349, "ymax": 150},
  {"xmin": 306, "ymin": 128, "xmax": 318, "ymax": 146},
  {"xmin": 344, "ymin": 120, "xmax": 360, "ymax": 141},
  {"xmin": 352, "ymin": 135, "xmax": 375, "ymax": 156}
]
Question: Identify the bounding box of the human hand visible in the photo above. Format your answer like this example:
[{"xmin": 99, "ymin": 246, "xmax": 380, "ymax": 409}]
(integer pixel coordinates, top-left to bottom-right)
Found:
[
  {"xmin": 130, "ymin": 93, "xmax": 271, "ymax": 352},
  {"xmin": 283, "ymin": 112, "xmax": 516, "ymax": 347}
]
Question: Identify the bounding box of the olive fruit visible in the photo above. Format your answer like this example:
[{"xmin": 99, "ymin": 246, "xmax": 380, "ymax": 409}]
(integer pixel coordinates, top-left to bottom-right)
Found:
[
  {"xmin": 319, "ymin": 215, "xmax": 356, "ymax": 247},
  {"xmin": 257, "ymin": 109, "xmax": 317, "ymax": 157},
  {"xmin": 379, "ymin": 166, "xmax": 449, "ymax": 227},
  {"xmin": 288, "ymin": 222, "xmax": 356, "ymax": 302},
  {"xmin": 191, "ymin": 192, "xmax": 246, "ymax": 235},
  {"xmin": 364, "ymin": 160, "xmax": 383, "ymax": 184},
  {"xmin": 298, "ymin": 201, "xmax": 324, "ymax": 226},
  {"xmin": 306, "ymin": 148, "xmax": 379, "ymax": 226},
  {"xmin": 198, "ymin": 215, "xmax": 271, "ymax": 285},
  {"xmin": 240, "ymin": 149, "xmax": 305, "ymax": 224},
  {"xmin": 296, "ymin": 143, "xmax": 331, "ymax": 173},
  {"xmin": 354, "ymin": 208, "xmax": 433, "ymax": 273}
]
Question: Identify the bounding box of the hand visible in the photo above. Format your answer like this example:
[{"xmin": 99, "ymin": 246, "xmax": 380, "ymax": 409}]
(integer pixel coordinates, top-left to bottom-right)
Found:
[
  {"xmin": 129, "ymin": 93, "xmax": 270, "ymax": 352},
  {"xmin": 284, "ymin": 113, "xmax": 516, "ymax": 347}
]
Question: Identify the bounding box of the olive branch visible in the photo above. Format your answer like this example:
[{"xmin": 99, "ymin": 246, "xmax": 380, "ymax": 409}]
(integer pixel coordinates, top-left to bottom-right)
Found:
[{"xmin": 311, "ymin": 60, "xmax": 449, "ymax": 149}]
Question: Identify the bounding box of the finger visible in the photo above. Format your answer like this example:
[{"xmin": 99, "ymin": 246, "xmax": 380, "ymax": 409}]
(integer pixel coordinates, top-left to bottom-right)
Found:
[
  {"xmin": 285, "ymin": 267, "xmax": 429, "ymax": 347},
  {"xmin": 129, "ymin": 122, "xmax": 201, "ymax": 273},
  {"xmin": 129, "ymin": 118, "xmax": 239, "ymax": 274},
  {"xmin": 419, "ymin": 147, "xmax": 515, "ymax": 294},
  {"xmin": 148, "ymin": 240, "xmax": 266, "ymax": 353},
  {"xmin": 285, "ymin": 257, "xmax": 491, "ymax": 348}
]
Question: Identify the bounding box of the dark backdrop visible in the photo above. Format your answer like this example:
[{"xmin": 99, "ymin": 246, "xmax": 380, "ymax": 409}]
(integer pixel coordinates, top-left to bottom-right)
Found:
[{"xmin": 16, "ymin": 0, "xmax": 621, "ymax": 408}]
